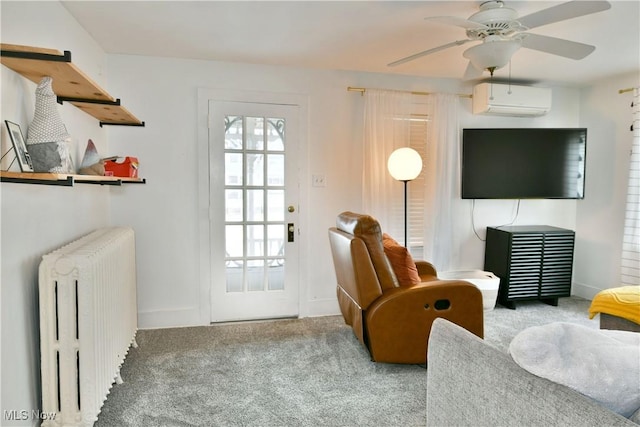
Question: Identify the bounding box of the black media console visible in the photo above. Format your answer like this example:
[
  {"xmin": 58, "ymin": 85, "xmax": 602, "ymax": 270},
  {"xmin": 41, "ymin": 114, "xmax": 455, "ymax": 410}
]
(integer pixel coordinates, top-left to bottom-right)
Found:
[{"xmin": 484, "ymin": 225, "xmax": 575, "ymax": 310}]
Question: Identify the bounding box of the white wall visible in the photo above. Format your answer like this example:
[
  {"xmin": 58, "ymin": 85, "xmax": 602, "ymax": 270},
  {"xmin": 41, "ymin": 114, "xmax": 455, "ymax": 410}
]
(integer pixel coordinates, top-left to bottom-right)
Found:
[
  {"xmin": 1, "ymin": 0, "xmax": 633, "ymax": 424},
  {"xmin": 1, "ymin": 2, "xmax": 112, "ymax": 425},
  {"xmin": 104, "ymin": 52, "xmax": 583, "ymax": 329},
  {"xmin": 574, "ymin": 72, "xmax": 640, "ymax": 298}
]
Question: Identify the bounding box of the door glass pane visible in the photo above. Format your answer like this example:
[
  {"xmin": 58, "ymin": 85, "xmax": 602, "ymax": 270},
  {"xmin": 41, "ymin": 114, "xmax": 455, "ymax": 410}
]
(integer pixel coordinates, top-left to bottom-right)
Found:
[
  {"xmin": 226, "ymin": 261, "xmax": 243, "ymax": 292},
  {"xmin": 267, "ymin": 154, "xmax": 284, "ymax": 186},
  {"xmin": 268, "ymin": 263, "xmax": 284, "ymax": 291},
  {"xmin": 246, "ymin": 154, "xmax": 264, "ymax": 186},
  {"xmin": 247, "ymin": 225, "xmax": 264, "ymax": 257},
  {"xmin": 267, "ymin": 190, "xmax": 284, "ymax": 222},
  {"xmin": 267, "ymin": 118, "xmax": 284, "ymax": 151},
  {"xmin": 246, "ymin": 117, "xmax": 264, "ymax": 150},
  {"xmin": 225, "ymin": 189, "xmax": 243, "ymax": 222},
  {"xmin": 247, "ymin": 260, "xmax": 265, "ymax": 291},
  {"xmin": 267, "ymin": 224, "xmax": 284, "ymax": 257},
  {"xmin": 225, "ymin": 153, "xmax": 243, "ymax": 185},
  {"xmin": 225, "ymin": 116, "xmax": 243, "ymax": 149},
  {"xmin": 246, "ymin": 190, "xmax": 264, "ymax": 222},
  {"xmin": 225, "ymin": 225, "xmax": 243, "ymax": 257}
]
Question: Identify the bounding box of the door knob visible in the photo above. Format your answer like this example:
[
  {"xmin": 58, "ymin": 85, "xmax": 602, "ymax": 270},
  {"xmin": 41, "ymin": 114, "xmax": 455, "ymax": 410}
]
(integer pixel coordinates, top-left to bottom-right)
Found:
[{"xmin": 288, "ymin": 205, "xmax": 295, "ymax": 213}]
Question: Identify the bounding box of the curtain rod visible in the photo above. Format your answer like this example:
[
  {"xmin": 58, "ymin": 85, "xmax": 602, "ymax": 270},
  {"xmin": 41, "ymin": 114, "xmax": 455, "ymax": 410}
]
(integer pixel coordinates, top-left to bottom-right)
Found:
[
  {"xmin": 619, "ymin": 87, "xmax": 638, "ymax": 94},
  {"xmin": 347, "ymin": 86, "xmax": 472, "ymax": 99},
  {"xmin": 350, "ymin": 85, "xmax": 640, "ymax": 97}
]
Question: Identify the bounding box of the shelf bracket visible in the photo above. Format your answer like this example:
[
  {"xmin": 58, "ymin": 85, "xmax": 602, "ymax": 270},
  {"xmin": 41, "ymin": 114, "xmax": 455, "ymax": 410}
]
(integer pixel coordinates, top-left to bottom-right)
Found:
[
  {"xmin": 1, "ymin": 175, "xmax": 74, "ymax": 186},
  {"xmin": 122, "ymin": 178, "xmax": 147, "ymax": 184},
  {"xmin": 0, "ymin": 49, "xmax": 72, "ymax": 63},
  {"xmin": 99, "ymin": 121, "xmax": 146, "ymax": 128},
  {"xmin": 57, "ymin": 96, "xmax": 121, "ymax": 106},
  {"xmin": 76, "ymin": 178, "xmax": 122, "ymax": 186}
]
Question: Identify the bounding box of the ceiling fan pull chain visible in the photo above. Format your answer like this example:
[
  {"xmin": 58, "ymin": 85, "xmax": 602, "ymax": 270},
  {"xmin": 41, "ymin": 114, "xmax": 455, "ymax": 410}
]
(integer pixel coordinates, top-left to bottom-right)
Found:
[
  {"xmin": 489, "ymin": 76, "xmax": 494, "ymax": 100},
  {"xmin": 508, "ymin": 61, "xmax": 513, "ymax": 94}
]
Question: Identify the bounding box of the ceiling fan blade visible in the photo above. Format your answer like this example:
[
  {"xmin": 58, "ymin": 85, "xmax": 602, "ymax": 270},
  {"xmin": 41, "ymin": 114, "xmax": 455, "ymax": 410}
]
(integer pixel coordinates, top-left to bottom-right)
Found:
[
  {"xmin": 520, "ymin": 33, "xmax": 595, "ymax": 60},
  {"xmin": 425, "ymin": 16, "xmax": 488, "ymax": 30},
  {"xmin": 463, "ymin": 61, "xmax": 484, "ymax": 81},
  {"xmin": 387, "ymin": 39, "xmax": 472, "ymax": 67},
  {"xmin": 518, "ymin": 1, "xmax": 611, "ymax": 30}
]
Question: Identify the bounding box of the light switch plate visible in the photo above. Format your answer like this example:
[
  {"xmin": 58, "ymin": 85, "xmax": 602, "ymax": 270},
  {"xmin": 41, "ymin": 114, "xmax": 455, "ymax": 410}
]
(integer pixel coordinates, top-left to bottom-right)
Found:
[{"xmin": 312, "ymin": 174, "xmax": 326, "ymax": 187}]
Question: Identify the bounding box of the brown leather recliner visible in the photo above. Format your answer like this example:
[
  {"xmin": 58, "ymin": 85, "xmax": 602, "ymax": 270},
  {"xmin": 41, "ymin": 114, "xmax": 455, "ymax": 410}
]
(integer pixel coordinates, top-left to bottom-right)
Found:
[{"xmin": 328, "ymin": 211, "xmax": 484, "ymax": 364}]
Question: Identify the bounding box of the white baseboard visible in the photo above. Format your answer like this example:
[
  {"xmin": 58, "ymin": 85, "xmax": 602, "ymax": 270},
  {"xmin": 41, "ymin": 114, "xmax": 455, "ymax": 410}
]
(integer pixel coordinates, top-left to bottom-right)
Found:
[
  {"xmin": 138, "ymin": 307, "xmax": 201, "ymax": 329},
  {"xmin": 572, "ymin": 281, "xmax": 603, "ymax": 300},
  {"xmin": 138, "ymin": 299, "xmax": 341, "ymax": 329},
  {"xmin": 300, "ymin": 297, "xmax": 341, "ymax": 318}
]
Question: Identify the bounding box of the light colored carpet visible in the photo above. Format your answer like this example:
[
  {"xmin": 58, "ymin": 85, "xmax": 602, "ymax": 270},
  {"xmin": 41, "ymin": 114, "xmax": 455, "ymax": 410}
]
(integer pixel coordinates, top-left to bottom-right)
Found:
[{"xmin": 95, "ymin": 297, "xmax": 595, "ymax": 427}]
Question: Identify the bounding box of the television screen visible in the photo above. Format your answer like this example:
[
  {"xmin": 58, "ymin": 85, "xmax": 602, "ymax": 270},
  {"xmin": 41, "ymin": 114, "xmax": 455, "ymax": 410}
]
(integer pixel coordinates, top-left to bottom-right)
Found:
[{"xmin": 461, "ymin": 128, "xmax": 587, "ymax": 199}]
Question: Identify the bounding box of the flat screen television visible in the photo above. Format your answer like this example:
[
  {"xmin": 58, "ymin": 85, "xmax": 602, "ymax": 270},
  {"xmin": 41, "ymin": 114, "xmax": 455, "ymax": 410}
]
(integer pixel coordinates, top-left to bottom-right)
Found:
[{"xmin": 461, "ymin": 128, "xmax": 587, "ymax": 199}]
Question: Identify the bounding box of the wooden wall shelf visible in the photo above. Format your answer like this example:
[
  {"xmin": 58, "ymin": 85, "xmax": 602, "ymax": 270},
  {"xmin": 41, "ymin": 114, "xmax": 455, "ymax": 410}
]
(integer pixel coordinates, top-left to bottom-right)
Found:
[
  {"xmin": 0, "ymin": 43, "xmax": 144, "ymax": 127},
  {"xmin": 0, "ymin": 171, "xmax": 146, "ymax": 186}
]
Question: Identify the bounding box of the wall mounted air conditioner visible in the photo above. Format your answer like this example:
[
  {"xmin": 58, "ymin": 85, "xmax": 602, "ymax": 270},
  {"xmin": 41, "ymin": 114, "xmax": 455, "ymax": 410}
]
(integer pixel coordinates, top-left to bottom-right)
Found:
[{"xmin": 472, "ymin": 83, "xmax": 552, "ymax": 117}]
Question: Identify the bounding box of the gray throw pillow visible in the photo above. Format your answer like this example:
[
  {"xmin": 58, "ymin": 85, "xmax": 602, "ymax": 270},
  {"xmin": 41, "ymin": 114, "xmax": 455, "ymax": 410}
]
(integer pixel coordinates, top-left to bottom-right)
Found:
[{"xmin": 509, "ymin": 322, "xmax": 640, "ymax": 418}]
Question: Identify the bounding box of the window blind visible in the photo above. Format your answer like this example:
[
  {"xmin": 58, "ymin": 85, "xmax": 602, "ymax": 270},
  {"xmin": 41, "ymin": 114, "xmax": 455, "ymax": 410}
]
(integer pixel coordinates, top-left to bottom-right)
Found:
[
  {"xmin": 621, "ymin": 88, "xmax": 640, "ymax": 285},
  {"xmin": 408, "ymin": 113, "xmax": 428, "ymax": 252}
]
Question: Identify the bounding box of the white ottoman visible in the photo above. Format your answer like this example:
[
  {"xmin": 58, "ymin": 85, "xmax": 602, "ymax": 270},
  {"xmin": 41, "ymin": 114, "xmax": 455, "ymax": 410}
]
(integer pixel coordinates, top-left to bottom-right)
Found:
[{"xmin": 438, "ymin": 270, "xmax": 500, "ymax": 311}]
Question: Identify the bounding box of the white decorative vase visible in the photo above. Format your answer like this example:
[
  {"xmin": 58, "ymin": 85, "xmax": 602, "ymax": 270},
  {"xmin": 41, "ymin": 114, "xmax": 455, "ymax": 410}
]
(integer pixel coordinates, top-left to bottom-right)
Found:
[{"xmin": 26, "ymin": 76, "xmax": 74, "ymax": 173}]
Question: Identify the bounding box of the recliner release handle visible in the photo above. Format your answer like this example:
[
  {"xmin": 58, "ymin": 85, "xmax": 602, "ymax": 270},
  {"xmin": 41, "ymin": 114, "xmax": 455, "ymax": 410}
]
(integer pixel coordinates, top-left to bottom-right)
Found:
[{"xmin": 434, "ymin": 299, "xmax": 451, "ymax": 311}]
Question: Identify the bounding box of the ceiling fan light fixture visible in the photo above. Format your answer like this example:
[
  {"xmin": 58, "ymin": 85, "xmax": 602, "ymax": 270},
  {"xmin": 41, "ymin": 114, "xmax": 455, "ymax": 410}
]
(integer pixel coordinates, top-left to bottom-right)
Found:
[
  {"xmin": 389, "ymin": 0, "xmax": 612, "ymax": 77},
  {"xmin": 463, "ymin": 38, "xmax": 521, "ymax": 71}
]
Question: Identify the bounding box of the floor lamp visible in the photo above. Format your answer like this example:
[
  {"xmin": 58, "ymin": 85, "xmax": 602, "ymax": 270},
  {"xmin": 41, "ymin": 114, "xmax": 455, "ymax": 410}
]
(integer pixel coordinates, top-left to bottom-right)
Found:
[{"xmin": 387, "ymin": 147, "xmax": 423, "ymax": 247}]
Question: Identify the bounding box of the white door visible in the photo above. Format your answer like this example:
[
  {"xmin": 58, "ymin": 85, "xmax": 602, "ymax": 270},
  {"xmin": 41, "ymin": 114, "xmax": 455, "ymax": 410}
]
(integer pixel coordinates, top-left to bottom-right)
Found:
[{"xmin": 209, "ymin": 100, "xmax": 299, "ymax": 322}]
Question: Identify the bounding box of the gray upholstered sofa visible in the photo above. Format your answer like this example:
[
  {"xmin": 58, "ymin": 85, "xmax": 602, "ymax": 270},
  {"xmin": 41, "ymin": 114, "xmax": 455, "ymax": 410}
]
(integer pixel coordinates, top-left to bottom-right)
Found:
[{"xmin": 426, "ymin": 318, "xmax": 637, "ymax": 427}]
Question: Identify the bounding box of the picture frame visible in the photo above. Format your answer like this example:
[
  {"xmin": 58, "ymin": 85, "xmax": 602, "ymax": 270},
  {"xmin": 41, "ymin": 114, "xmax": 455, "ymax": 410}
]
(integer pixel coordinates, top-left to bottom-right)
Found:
[{"xmin": 5, "ymin": 120, "xmax": 33, "ymax": 172}]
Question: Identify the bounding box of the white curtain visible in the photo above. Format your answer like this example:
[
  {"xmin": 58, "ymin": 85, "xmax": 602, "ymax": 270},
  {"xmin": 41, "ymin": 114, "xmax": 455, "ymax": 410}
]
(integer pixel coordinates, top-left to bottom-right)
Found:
[
  {"xmin": 362, "ymin": 90, "xmax": 459, "ymax": 271},
  {"xmin": 423, "ymin": 93, "xmax": 460, "ymax": 271},
  {"xmin": 362, "ymin": 89, "xmax": 413, "ymax": 239},
  {"xmin": 621, "ymin": 88, "xmax": 640, "ymax": 285}
]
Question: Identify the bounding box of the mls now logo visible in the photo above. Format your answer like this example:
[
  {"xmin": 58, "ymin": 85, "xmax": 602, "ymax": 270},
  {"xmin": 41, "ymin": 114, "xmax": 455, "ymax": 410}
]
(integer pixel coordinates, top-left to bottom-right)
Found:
[{"xmin": 4, "ymin": 409, "xmax": 57, "ymax": 421}]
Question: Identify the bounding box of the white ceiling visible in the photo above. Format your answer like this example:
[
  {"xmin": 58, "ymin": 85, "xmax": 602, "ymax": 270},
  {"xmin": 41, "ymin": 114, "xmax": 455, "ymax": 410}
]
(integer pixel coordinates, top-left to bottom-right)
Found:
[{"xmin": 61, "ymin": 1, "xmax": 640, "ymax": 86}]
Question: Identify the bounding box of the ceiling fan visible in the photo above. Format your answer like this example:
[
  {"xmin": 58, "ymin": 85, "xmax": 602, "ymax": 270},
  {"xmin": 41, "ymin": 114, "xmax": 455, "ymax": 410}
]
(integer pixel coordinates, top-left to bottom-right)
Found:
[{"xmin": 388, "ymin": 0, "xmax": 611, "ymax": 79}]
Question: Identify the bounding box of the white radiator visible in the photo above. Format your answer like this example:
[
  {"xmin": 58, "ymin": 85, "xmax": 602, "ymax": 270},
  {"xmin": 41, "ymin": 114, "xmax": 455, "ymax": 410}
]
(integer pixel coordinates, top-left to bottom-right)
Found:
[{"xmin": 39, "ymin": 227, "xmax": 138, "ymax": 427}]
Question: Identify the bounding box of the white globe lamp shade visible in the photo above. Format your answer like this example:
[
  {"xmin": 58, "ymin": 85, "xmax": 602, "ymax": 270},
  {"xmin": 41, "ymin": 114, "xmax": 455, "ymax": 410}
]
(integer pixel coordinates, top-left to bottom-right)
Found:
[
  {"xmin": 387, "ymin": 147, "xmax": 423, "ymax": 181},
  {"xmin": 463, "ymin": 37, "xmax": 521, "ymax": 71}
]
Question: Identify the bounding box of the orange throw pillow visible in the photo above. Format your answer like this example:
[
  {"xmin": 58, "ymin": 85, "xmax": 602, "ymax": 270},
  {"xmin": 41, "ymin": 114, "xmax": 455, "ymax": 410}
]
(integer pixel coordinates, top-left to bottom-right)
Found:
[{"xmin": 382, "ymin": 233, "xmax": 421, "ymax": 287}]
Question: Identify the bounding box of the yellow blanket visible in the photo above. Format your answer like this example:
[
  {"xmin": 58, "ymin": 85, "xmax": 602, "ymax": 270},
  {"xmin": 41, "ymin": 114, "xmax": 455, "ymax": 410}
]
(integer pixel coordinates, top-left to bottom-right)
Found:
[{"xmin": 589, "ymin": 286, "xmax": 640, "ymax": 324}]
